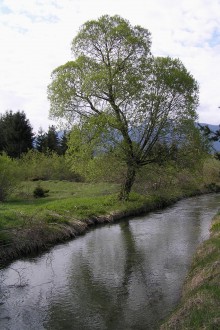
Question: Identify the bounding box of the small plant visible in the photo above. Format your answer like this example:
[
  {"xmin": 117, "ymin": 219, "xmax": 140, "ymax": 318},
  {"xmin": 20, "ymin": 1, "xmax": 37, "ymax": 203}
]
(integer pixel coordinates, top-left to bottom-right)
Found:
[{"xmin": 33, "ymin": 185, "xmax": 49, "ymax": 198}]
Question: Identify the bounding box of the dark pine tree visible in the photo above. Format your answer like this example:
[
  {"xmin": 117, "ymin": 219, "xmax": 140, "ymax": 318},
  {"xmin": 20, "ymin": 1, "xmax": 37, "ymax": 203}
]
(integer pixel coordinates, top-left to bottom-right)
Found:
[
  {"xmin": 46, "ymin": 125, "xmax": 59, "ymax": 153},
  {"xmin": 35, "ymin": 127, "xmax": 48, "ymax": 153},
  {"xmin": 0, "ymin": 110, "xmax": 34, "ymax": 158},
  {"xmin": 58, "ymin": 130, "xmax": 69, "ymax": 155}
]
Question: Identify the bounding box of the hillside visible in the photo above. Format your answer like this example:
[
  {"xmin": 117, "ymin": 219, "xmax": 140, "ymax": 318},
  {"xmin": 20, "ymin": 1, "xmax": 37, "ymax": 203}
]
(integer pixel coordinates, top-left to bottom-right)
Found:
[{"xmin": 57, "ymin": 123, "xmax": 220, "ymax": 152}]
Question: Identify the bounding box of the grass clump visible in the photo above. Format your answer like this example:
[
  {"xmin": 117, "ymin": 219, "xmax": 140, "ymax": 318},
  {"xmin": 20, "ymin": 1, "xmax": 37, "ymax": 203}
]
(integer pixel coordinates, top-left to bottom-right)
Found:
[{"xmin": 160, "ymin": 213, "xmax": 220, "ymax": 330}]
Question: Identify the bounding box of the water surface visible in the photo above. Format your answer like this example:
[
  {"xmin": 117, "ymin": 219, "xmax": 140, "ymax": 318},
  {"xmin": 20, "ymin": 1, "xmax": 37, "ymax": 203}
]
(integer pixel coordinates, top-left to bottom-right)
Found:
[{"xmin": 0, "ymin": 194, "xmax": 219, "ymax": 330}]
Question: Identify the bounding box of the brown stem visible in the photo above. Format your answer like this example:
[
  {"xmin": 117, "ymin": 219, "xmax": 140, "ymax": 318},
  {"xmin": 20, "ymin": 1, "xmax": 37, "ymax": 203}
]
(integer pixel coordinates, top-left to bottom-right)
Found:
[{"xmin": 119, "ymin": 164, "xmax": 136, "ymax": 201}]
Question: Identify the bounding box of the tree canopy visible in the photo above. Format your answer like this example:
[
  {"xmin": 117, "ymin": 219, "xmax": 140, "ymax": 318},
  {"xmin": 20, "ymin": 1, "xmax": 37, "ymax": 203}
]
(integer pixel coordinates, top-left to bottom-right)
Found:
[
  {"xmin": 0, "ymin": 110, "xmax": 34, "ymax": 158},
  {"xmin": 35, "ymin": 126, "xmax": 68, "ymax": 155},
  {"xmin": 48, "ymin": 15, "xmax": 199, "ymax": 200}
]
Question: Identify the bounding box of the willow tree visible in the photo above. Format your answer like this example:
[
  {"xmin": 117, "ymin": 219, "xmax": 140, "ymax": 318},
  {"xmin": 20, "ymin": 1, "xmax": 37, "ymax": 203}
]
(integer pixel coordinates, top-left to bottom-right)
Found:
[{"xmin": 48, "ymin": 15, "xmax": 199, "ymax": 200}]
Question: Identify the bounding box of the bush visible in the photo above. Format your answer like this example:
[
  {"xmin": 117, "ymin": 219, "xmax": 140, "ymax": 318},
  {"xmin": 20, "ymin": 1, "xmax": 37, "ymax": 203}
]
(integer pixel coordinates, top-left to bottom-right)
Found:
[
  {"xmin": 18, "ymin": 150, "xmax": 80, "ymax": 181},
  {"xmin": 0, "ymin": 154, "xmax": 19, "ymax": 201},
  {"xmin": 33, "ymin": 185, "xmax": 49, "ymax": 198},
  {"xmin": 203, "ymin": 157, "xmax": 220, "ymax": 185}
]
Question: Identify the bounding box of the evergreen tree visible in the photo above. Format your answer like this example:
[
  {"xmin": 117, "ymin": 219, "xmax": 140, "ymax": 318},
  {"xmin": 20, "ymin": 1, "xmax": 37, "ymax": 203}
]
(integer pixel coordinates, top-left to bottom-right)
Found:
[
  {"xmin": 35, "ymin": 127, "xmax": 47, "ymax": 153},
  {"xmin": 0, "ymin": 110, "xmax": 34, "ymax": 158},
  {"xmin": 58, "ymin": 130, "xmax": 68, "ymax": 155},
  {"xmin": 35, "ymin": 125, "xmax": 60, "ymax": 154},
  {"xmin": 46, "ymin": 125, "xmax": 59, "ymax": 153}
]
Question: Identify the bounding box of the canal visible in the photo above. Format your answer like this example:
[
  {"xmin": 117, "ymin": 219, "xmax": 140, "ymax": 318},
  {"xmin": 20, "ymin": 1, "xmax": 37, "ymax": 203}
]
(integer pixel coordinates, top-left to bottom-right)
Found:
[{"xmin": 0, "ymin": 193, "xmax": 219, "ymax": 330}]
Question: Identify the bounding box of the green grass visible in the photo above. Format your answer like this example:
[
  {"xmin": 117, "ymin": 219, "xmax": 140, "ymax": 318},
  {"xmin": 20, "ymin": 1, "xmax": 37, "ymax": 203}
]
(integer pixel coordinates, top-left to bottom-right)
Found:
[
  {"xmin": 0, "ymin": 180, "xmax": 154, "ymax": 256},
  {"xmin": 1, "ymin": 180, "xmax": 151, "ymax": 222},
  {"xmin": 13, "ymin": 180, "xmax": 119, "ymax": 200},
  {"xmin": 0, "ymin": 181, "xmax": 118, "ymax": 226},
  {"xmin": 0, "ymin": 179, "xmax": 204, "ymax": 246}
]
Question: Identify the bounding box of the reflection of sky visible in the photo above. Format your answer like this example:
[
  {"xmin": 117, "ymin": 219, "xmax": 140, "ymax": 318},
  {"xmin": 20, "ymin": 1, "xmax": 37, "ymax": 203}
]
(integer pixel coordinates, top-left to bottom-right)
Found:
[{"xmin": 1, "ymin": 194, "xmax": 220, "ymax": 330}]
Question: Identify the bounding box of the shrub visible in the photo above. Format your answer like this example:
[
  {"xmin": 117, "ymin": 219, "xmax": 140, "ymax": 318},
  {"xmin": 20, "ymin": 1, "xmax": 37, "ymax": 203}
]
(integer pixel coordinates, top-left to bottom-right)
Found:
[
  {"xmin": 33, "ymin": 184, "xmax": 49, "ymax": 198},
  {"xmin": 18, "ymin": 150, "xmax": 80, "ymax": 181},
  {"xmin": 0, "ymin": 154, "xmax": 19, "ymax": 201}
]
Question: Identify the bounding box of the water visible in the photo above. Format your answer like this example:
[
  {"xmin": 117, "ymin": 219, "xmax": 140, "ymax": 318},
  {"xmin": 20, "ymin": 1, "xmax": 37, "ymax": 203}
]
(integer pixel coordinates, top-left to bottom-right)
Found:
[{"xmin": 0, "ymin": 194, "xmax": 219, "ymax": 330}]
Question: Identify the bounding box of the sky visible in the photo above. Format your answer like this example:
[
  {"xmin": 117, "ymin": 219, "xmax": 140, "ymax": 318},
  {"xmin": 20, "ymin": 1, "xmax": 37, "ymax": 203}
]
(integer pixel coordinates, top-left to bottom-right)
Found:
[{"xmin": 0, "ymin": 0, "xmax": 220, "ymax": 133}]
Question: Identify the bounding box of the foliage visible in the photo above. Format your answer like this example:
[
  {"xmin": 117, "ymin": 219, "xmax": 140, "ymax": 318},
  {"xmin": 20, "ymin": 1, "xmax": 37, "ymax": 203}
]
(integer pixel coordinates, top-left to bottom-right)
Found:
[
  {"xmin": 59, "ymin": 130, "xmax": 69, "ymax": 155},
  {"xmin": 66, "ymin": 115, "xmax": 125, "ymax": 181},
  {"xmin": 199, "ymin": 123, "xmax": 220, "ymax": 158},
  {"xmin": 135, "ymin": 162, "xmax": 202, "ymax": 197},
  {"xmin": 199, "ymin": 123, "xmax": 220, "ymax": 142},
  {"xmin": 35, "ymin": 126, "xmax": 68, "ymax": 155},
  {"xmin": 18, "ymin": 149, "xmax": 79, "ymax": 181},
  {"xmin": 0, "ymin": 154, "xmax": 20, "ymax": 201},
  {"xmin": 46, "ymin": 125, "xmax": 59, "ymax": 153},
  {"xmin": 134, "ymin": 151, "xmax": 220, "ymax": 198},
  {"xmin": 33, "ymin": 184, "xmax": 49, "ymax": 198},
  {"xmin": 48, "ymin": 15, "xmax": 199, "ymax": 200},
  {"xmin": 0, "ymin": 110, "xmax": 34, "ymax": 158},
  {"xmin": 202, "ymin": 156, "xmax": 220, "ymax": 185},
  {"xmin": 35, "ymin": 127, "xmax": 47, "ymax": 153},
  {"xmin": 174, "ymin": 121, "xmax": 210, "ymax": 167}
]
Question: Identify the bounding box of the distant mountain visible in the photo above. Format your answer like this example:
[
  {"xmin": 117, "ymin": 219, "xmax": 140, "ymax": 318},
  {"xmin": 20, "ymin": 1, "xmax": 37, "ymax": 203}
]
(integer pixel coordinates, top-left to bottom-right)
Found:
[
  {"xmin": 57, "ymin": 123, "xmax": 220, "ymax": 152},
  {"xmin": 199, "ymin": 123, "xmax": 220, "ymax": 152}
]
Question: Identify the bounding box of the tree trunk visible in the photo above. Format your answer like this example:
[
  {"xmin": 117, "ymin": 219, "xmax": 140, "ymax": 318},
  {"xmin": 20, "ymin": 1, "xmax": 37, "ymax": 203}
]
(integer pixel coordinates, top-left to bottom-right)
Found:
[{"xmin": 119, "ymin": 164, "xmax": 136, "ymax": 201}]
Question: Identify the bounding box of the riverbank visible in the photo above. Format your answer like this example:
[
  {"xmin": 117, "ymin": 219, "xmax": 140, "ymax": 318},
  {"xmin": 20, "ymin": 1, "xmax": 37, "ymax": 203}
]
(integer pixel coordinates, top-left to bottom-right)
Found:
[
  {"xmin": 160, "ymin": 211, "xmax": 220, "ymax": 329},
  {"xmin": 0, "ymin": 180, "xmax": 213, "ymax": 267},
  {"xmin": 0, "ymin": 193, "xmax": 179, "ymax": 266}
]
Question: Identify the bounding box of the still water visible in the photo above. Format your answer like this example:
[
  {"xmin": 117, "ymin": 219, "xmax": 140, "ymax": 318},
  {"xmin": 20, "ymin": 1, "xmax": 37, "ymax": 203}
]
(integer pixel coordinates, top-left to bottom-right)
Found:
[{"xmin": 0, "ymin": 194, "xmax": 220, "ymax": 330}]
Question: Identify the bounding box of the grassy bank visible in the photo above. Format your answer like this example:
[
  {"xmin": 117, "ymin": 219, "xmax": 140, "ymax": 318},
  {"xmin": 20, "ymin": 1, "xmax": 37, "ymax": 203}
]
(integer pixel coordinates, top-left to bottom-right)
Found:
[
  {"xmin": 160, "ymin": 212, "xmax": 220, "ymax": 329},
  {"xmin": 1, "ymin": 180, "xmax": 220, "ymax": 328},
  {"xmin": 0, "ymin": 179, "xmax": 204, "ymax": 267}
]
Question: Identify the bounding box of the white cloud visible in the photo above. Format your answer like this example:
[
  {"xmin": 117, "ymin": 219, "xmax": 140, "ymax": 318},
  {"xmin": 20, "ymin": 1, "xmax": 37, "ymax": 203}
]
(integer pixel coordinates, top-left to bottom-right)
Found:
[{"xmin": 0, "ymin": 0, "xmax": 220, "ymax": 131}]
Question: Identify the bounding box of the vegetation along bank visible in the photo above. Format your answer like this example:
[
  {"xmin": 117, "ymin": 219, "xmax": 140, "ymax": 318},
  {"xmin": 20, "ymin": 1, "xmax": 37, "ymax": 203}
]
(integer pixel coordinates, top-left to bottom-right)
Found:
[
  {"xmin": 0, "ymin": 172, "xmax": 219, "ymax": 267},
  {"xmin": 0, "ymin": 182, "xmax": 192, "ymax": 266}
]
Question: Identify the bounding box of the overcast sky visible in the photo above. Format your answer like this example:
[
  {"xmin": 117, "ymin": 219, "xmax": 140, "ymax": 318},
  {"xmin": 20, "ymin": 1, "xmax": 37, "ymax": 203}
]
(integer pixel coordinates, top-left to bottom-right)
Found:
[{"xmin": 0, "ymin": 0, "xmax": 220, "ymax": 133}]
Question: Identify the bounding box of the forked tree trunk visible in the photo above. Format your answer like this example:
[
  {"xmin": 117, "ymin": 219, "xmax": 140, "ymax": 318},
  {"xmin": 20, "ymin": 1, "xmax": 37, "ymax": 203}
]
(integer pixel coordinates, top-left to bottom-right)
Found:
[{"xmin": 118, "ymin": 164, "xmax": 136, "ymax": 201}]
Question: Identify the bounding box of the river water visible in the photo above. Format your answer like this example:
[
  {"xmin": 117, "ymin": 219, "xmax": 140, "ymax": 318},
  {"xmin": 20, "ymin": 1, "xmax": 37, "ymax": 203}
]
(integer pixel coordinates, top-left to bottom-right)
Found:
[{"xmin": 0, "ymin": 194, "xmax": 219, "ymax": 330}]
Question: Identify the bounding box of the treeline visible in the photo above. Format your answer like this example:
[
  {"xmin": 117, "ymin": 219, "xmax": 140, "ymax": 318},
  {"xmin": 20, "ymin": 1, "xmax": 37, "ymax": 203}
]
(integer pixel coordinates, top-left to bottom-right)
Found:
[
  {"xmin": 1, "ymin": 109, "xmax": 220, "ymax": 203},
  {"xmin": 0, "ymin": 110, "xmax": 68, "ymax": 158}
]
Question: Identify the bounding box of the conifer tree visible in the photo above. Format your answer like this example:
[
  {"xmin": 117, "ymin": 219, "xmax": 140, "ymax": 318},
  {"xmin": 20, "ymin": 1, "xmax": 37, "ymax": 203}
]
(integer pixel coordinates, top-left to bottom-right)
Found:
[{"xmin": 0, "ymin": 110, "xmax": 34, "ymax": 158}]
